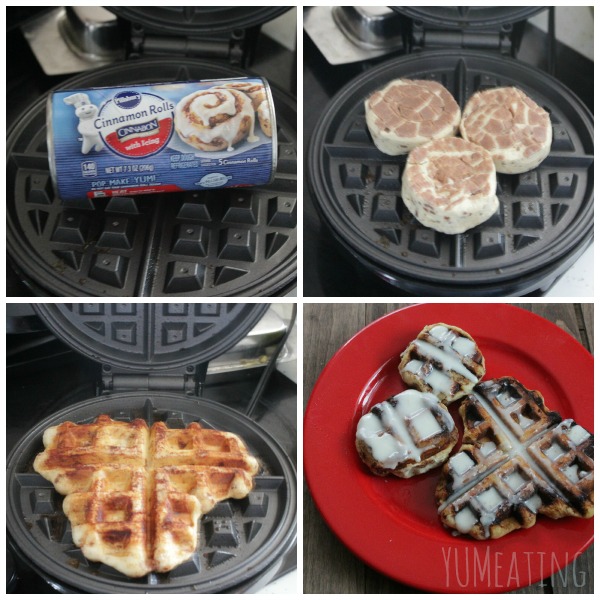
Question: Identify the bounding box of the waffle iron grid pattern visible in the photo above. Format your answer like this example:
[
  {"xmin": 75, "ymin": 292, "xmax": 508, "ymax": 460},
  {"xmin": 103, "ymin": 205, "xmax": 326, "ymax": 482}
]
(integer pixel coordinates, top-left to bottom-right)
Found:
[
  {"xmin": 309, "ymin": 51, "xmax": 593, "ymax": 290},
  {"xmin": 8, "ymin": 396, "xmax": 295, "ymax": 592},
  {"xmin": 35, "ymin": 303, "xmax": 267, "ymax": 370},
  {"xmin": 7, "ymin": 60, "xmax": 297, "ymax": 297}
]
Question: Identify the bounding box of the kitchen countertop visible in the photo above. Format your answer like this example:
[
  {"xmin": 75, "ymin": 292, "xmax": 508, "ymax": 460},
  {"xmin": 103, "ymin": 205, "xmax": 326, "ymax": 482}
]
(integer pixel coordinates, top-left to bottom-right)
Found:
[{"xmin": 303, "ymin": 303, "xmax": 593, "ymax": 593}]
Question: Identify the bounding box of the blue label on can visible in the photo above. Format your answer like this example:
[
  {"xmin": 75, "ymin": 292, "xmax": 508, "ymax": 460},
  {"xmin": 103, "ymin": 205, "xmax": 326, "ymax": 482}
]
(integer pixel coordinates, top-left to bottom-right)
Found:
[{"xmin": 49, "ymin": 79, "xmax": 276, "ymax": 200}]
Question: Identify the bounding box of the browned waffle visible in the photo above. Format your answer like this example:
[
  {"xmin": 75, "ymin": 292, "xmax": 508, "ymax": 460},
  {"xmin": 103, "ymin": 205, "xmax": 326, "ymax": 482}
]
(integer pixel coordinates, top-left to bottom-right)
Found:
[
  {"xmin": 356, "ymin": 390, "xmax": 458, "ymax": 478},
  {"xmin": 399, "ymin": 323, "xmax": 485, "ymax": 404},
  {"xmin": 436, "ymin": 377, "xmax": 594, "ymax": 539},
  {"xmin": 33, "ymin": 415, "xmax": 259, "ymax": 577}
]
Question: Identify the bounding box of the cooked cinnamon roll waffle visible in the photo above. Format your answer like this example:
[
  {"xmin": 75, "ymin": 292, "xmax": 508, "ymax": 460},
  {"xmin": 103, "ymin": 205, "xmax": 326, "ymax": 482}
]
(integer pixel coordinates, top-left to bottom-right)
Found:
[
  {"xmin": 356, "ymin": 390, "xmax": 458, "ymax": 478},
  {"xmin": 33, "ymin": 415, "xmax": 259, "ymax": 577},
  {"xmin": 436, "ymin": 377, "xmax": 594, "ymax": 540},
  {"xmin": 399, "ymin": 323, "xmax": 486, "ymax": 404}
]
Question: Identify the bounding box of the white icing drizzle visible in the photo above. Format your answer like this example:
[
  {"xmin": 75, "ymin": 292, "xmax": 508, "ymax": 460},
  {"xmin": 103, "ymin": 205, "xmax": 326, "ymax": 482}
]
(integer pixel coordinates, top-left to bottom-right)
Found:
[
  {"xmin": 543, "ymin": 442, "xmax": 565, "ymax": 461},
  {"xmin": 414, "ymin": 339, "xmax": 478, "ymax": 382},
  {"xmin": 476, "ymin": 487, "xmax": 503, "ymax": 511},
  {"xmin": 467, "ymin": 388, "xmax": 570, "ymax": 496},
  {"xmin": 451, "ymin": 336, "xmax": 476, "ymax": 356},
  {"xmin": 449, "ymin": 452, "xmax": 475, "ymax": 476},
  {"xmin": 428, "ymin": 324, "xmax": 457, "ymax": 343},
  {"xmin": 480, "ymin": 440, "xmax": 497, "ymax": 457},
  {"xmin": 174, "ymin": 88, "xmax": 257, "ymax": 152},
  {"xmin": 473, "ymin": 486, "xmax": 506, "ymax": 538},
  {"xmin": 404, "ymin": 359, "xmax": 454, "ymax": 394},
  {"xmin": 561, "ymin": 460, "xmax": 591, "ymax": 484},
  {"xmin": 495, "ymin": 389, "xmax": 519, "ymax": 407},
  {"xmin": 400, "ymin": 325, "xmax": 482, "ymax": 400},
  {"xmin": 403, "ymin": 359, "xmax": 424, "ymax": 376},
  {"xmin": 356, "ymin": 413, "xmax": 409, "ymax": 469},
  {"xmin": 380, "ymin": 400, "xmax": 422, "ymax": 458},
  {"xmin": 438, "ymin": 381, "xmax": 592, "ymax": 537},
  {"xmin": 429, "ymin": 324, "xmax": 477, "ymax": 356},
  {"xmin": 455, "ymin": 506, "xmax": 478, "ymax": 533},
  {"xmin": 562, "ymin": 464, "xmax": 581, "ymax": 484},
  {"xmin": 567, "ymin": 424, "xmax": 591, "ymax": 445},
  {"xmin": 257, "ymin": 100, "xmax": 270, "ymax": 125},
  {"xmin": 504, "ymin": 470, "xmax": 527, "ymax": 492},
  {"xmin": 479, "ymin": 511, "xmax": 496, "ymax": 537},
  {"xmin": 524, "ymin": 494, "xmax": 542, "ymax": 513},
  {"xmin": 411, "ymin": 410, "xmax": 443, "ymax": 439},
  {"xmin": 356, "ymin": 390, "xmax": 454, "ymax": 470},
  {"xmin": 516, "ymin": 412, "xmax": 535, "ymax": 429}
]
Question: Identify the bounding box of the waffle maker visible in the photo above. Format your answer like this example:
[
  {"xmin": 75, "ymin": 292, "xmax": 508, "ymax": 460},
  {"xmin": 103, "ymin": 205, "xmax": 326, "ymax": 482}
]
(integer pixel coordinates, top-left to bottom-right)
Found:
[
  {"xmin": 7, "ymin": 303, "xmax": 297, "ymax": 593},
  {"xmin": 7, "ymin": 8, "xmax": 297, "ymax": 297},
  {"xmin": 307, "ymin": 7, "xmax": 593, "ymax": 296}
]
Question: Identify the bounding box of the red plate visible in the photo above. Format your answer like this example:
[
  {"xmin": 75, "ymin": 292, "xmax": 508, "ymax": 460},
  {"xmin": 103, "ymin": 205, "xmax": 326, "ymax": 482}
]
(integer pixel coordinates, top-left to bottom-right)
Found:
[{"xmin": 304, "ymin": 304, "xmax": 594, "ymax": 592}]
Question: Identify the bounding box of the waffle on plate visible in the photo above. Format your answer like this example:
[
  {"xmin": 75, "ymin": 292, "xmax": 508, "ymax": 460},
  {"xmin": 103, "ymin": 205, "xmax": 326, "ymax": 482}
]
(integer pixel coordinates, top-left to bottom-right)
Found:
[
  {"xmin": 436, "ymin": 377, "xmax": 594, "ymax": 540},
  {"xmin": 399, "ymin": 323, "xmax": 486, "ymax": 405},
  {"xmin": 33, "ymin": 415, "xmax": 259, "ymax": 577},
  {"xmin": 356, "ymin": 390, "xmax": 458, "ymax": 478}
]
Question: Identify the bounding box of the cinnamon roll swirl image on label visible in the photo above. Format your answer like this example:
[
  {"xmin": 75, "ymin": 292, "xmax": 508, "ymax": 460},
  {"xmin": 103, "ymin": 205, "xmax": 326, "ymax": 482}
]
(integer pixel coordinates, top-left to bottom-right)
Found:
[
  {"xmin": 212, "ymin": 82, "xmax": 273, "ymax": 138},
  {"xmin": 257, "ymin": 100, "xmax": 273, "ymax": 137},
  {"xmin": 217, "ymin": 81, "xmax": 267, "ymax": 110},
  {"xmin": 174, "ymin": 88, "xmax": 258, "ymax": 152}
]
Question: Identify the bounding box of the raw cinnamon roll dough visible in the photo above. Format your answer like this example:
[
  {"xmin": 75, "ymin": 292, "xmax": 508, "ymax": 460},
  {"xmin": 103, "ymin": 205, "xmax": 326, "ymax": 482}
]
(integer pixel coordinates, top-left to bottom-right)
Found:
[
  {"xmin": 460, "ymin": 87, "xmax": 552, "ymax": 174},
  {"xmin": 401, "ymin": 137, "xmax": 498, "ymax": 235},
  {"xmin": 365, "ymin": 79, "xmax": 461, "ymax": 155}
]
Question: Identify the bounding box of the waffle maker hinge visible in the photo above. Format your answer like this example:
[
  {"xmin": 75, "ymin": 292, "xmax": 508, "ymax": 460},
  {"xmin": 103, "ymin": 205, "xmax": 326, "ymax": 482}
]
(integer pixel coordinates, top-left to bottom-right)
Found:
[
  {"xmin": 129, "ymin": 24, "xmax": 253, "ymax": 66},
  {"xmin": 410, "ymin": 19, "xmax": 531, "ymax": 57},
  {"xmin": 100, "ymin": 362, "xmax": 209, "ymax": 396}
]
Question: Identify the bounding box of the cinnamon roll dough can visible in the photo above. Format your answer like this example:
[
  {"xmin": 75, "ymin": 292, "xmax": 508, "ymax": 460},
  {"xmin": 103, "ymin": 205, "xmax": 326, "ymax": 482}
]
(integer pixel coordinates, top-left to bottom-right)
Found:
[{"xmin": 47, "ymin": 78, "xmax": 277, "ymax": 201}]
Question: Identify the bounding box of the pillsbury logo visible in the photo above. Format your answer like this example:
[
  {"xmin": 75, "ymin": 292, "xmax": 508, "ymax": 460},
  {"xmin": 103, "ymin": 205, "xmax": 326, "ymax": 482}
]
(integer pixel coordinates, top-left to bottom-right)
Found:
[{"xmin": 114, "ymin": 91, "xmax": 142, "ymax": 110}]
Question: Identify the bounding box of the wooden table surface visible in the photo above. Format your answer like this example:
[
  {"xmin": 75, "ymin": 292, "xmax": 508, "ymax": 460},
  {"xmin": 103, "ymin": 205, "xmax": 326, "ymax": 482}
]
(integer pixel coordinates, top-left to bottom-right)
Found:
[{"xmin": 303, "ymin": 303, "xmax": 594, "ymax": 594}]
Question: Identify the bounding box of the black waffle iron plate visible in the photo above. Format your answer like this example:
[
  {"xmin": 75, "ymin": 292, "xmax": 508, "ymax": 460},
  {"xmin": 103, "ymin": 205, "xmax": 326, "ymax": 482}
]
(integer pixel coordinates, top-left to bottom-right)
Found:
[
  {"xmin": 6, "ymin": 304, "xmax": 297, "ymax": 593},
  {"xmin": 307, "ymin": 49, "xmax": 593, "ymax": 296},
  {"xmin": 33, "ymin": 302, "xmax": 269, "ymax": 371},
  {"xmin": 7, "ymin": 59, "xmax": 297, "ymax": 297}
]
